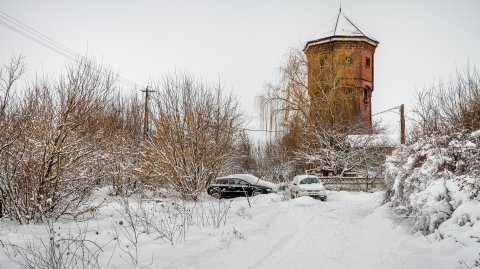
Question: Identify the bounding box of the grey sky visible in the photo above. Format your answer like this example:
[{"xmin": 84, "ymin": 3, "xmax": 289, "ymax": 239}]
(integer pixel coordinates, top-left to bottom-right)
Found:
[{"xmin": 1, "ymin": 0, "xmax": 479, "ymax": 141}]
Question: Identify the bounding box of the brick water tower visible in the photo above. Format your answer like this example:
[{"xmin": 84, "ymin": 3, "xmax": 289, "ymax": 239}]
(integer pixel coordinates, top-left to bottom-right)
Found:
[{"xmin": 304, "ymin": 9, "xmax": 378, "ymax": 130}]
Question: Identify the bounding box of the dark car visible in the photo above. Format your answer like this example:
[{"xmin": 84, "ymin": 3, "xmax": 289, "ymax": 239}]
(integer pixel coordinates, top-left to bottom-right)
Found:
[{"xmin": 207, "ymin": 174, "xmax": 276, "ymax": 199}]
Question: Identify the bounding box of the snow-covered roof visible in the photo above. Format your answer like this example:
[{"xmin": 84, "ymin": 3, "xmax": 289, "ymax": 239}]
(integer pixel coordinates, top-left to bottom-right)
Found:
[
  {"xmin": 305, "ymin": 10, "xmax": 378, "ymax": 50},
  {"xmin": 218, "ymin": 174, "xmax": 277, "ymax": 190}
]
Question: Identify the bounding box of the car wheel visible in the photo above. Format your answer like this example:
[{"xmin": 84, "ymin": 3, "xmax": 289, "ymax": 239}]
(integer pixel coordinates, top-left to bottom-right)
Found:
[
  {"xmin": 211, "ymin": 191, "xmax": 222, "ymax": 199},
  {"xmin": 252, "ymin": 190, "xmax": 261, "ymax": 196},
  {"xmin": 321, "ymin": 197, "xmax": 326, "ymax": 201}
]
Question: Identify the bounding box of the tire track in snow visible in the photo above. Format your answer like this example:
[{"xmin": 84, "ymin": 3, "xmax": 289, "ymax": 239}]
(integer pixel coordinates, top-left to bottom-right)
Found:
[
  {"xmin": 162, "ymin": 192, "xmax": 379, "ymax": 269},
  {"xmin": 247, "ymin": 201, "xmax": 326, "ymax": 269},
  {"xmin": 248, "ymin": 192, "xmax": 378, "ymax": 269}
]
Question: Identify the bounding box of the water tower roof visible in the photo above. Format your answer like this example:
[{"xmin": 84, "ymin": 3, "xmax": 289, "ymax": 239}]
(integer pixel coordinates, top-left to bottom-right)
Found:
[{"xmin": 305, "ymin": 10, "xmax": 379, "ymax": 50}]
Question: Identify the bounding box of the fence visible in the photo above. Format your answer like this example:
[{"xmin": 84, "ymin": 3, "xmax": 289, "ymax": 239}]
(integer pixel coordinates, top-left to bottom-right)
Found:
[{"xmin": 318, "ymin": 176, "xmax": 384, "ymax": 192}]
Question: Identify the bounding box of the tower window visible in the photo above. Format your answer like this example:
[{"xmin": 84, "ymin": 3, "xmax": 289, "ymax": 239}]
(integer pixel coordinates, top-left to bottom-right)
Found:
[
  {"xmin": 363, "ymin": 88, "xmax": 370, "ymax": 107},
  {"xmin": 365, "ymin": 57, "xmax": 371, "ymax": 68},
  {"xmin": 320, "ymin": 57, "xmax": 325, "ymax": 68}
]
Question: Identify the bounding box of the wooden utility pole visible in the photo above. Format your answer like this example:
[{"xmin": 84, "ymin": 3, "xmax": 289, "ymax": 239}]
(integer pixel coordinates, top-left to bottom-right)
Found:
[
  {"xmin": 400, "ymin": 104, "xmax": 405, "ymax": 144},
  {"xmin": 141, "ymin": 86, "xmax": 155, "ymax": 139}
]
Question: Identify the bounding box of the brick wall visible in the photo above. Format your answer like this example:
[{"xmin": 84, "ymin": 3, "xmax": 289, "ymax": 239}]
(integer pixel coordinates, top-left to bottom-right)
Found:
[{"xmin": 305, "ymin": 40, "xmax": 377, "ymax": 130}]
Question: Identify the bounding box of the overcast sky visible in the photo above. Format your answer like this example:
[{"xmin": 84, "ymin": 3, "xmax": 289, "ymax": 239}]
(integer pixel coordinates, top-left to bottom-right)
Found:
[{"xmin": 1, "ymin": 0, "xmax": 479, "ymax": 141}]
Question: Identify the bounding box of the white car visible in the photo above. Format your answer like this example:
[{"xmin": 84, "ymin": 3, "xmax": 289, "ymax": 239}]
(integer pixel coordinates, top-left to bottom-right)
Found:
[{"xmin": 290, "ymin": 175, "xmax": 327, "ymax": 201}]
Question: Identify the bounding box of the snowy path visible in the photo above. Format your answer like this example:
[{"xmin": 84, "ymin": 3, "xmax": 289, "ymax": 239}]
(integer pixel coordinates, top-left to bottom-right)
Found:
[
  {"xmin": 243, "ymin": 192, "xmax": 375, "ymax": 269},
  {"xmin": 152, "ymin": 191, "xmax": 464, "ymax": 269},
  {"xmin": 0, "ymin": 191, "xmax": 473, "ymax": 269}
]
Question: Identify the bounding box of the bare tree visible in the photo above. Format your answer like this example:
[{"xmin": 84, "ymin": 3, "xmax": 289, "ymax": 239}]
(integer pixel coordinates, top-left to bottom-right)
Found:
[
  {"xmin": 0, "ymin": 55, "xmax": 25, "ymax": 120},
  {"xmin": 0, "ymin": 55, "xmax": 26, "ymax": 219},
  {"xmin": 258, "ymin": 47, "xmax": 361, "ymax": 134},
  {"xmin": 412, "ymin": 66, "xmax": 480, "ymax": 138},
  {"xmin": 224, "ymin": 130, "xmax": 257, "ymax": 174},
  {"xmin": 239, "ymin": 134, "xmax": 295, "ymax": 187},
  {"xmin": 0, "ymin": 58, "xmax": 115, "ymax": 223},
  {"xmin": 140, "ymin": 73, "xmax": 242, "ymax": 199},
  {"xmin": 258, "ymin": 48, "xmax": 310, "ymax": 133},
  {"xmin": 97, "ymin": 92, "xmax": 144, "ymax": 196}
]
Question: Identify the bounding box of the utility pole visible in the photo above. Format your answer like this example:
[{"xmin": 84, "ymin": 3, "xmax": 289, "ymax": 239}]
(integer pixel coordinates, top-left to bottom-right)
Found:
[
  {"xmin": 372, "ymin": 104, "xmax": 406, "ymax": 145},
  {"xmin": 400, "ymin": 104, "xmax": 405, "ymax": 144},
  {"xmin": 141, "ymin": 86, "xmax": 155, "ymax": 139}
]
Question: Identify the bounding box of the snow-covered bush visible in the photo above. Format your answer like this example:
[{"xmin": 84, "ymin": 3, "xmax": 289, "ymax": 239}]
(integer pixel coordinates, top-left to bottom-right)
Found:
[
  {"xmin": 138, "ymin": 200, "xmax": 191, "ymax": 245},
  {"xmin": 295, "ymin": 121, "xmax": 390, "ymax": 179},
  {"xmin": 191, "ymin": 200, "xmax": 233, "ymax": 229},
  {"xmin": 3, "ymin": 220, "xmax": 103, "ymax": 269},
  {"xmin": 384, "ymin": 131, "xmax": 480, "ymax": 234}
]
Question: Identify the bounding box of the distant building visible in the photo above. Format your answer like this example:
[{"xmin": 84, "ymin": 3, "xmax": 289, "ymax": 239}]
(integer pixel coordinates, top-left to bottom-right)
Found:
[{"xmin": 304, "ymin": 9, "xmax": 378, "ymax": 130}]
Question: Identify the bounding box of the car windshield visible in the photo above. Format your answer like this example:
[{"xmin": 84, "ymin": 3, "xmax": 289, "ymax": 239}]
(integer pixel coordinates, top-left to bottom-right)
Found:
[{"xmin": 299, "ymin": 177, "xmax": 319, "ymax": 184}]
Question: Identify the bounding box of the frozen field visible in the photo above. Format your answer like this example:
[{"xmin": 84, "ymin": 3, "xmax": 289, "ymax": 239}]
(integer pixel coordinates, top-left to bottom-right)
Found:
[{"xmin": 0, "ymin": 190, "xmax": 477, "ymax": 269}]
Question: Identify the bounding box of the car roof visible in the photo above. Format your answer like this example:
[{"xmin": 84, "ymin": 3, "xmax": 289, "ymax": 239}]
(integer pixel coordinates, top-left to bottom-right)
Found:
[
  {"xmin": 216, "ymin": 174, "xmax": 277, "ymax": 189},
  {"xmin": 218, "ymin": 174, "xmax": 259, "ymax": 183}
]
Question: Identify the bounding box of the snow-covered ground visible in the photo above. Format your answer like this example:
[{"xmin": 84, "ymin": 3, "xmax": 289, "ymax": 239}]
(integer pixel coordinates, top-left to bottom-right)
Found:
[{"xmin": 0, "ymin": 190, "xmax": 478, "ymax": 269}]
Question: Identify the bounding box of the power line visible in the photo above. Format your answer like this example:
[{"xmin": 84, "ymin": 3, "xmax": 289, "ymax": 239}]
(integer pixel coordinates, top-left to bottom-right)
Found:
[
  {"xmin": 0, "ymin": 20, "xmax": 76, "ymax": 61},
  {"xmin": 0, "ymin": 10, "xmax": 79, "ymax": 59},
  {"xmin": 373, "ymin": 105, "xmax": 419, "ymax": 123},
  {"xmin": 0, "ymin": 9, "xmax": 140, "ymax": 90},
  {"xmin": 383, "ymin": 110, "xmax": 418, "ymax": 122},
  {"xmin": 372, "ymin": 106, "xmax": 401, "ymax": 117}
]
